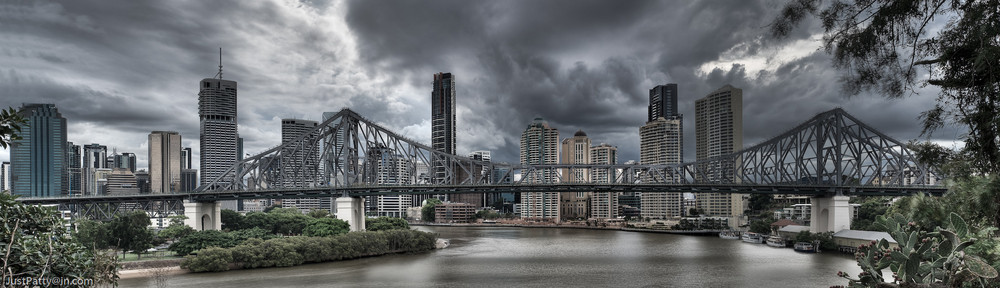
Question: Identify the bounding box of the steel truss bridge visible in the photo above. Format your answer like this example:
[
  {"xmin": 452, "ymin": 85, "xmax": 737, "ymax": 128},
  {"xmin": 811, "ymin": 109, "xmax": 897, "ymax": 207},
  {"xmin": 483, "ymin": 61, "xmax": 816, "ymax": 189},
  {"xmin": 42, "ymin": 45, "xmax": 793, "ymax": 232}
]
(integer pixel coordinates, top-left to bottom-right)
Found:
[{"xmin": 18, "ymin": 108, "xmax": 945, "ymax": 220}]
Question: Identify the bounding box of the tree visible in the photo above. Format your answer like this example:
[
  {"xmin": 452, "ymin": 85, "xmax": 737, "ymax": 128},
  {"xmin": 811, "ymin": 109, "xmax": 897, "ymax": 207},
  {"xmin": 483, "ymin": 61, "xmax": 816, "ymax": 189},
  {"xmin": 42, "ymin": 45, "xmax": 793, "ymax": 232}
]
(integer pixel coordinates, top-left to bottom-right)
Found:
[
  {"xmin": 0, "ymin": 106, "xmax": 25, "ymax": 149},
  {"xmin": 168, "ymin": 230, "xmax": 236, "ymax": 256},
  {"xmin": 302, "ymin": 217, "xmax": 350, "ymax": 237},
  {"xmin": 74, "ymin": 219, "xmax": 112, "ymax": 249},
  {"xmin": 110, "ymin": 210, "xmax": 156, "ymax": 259},
  {"xmin": 851, "ymin": 197, "xmax": 891, "ymax": 231},
  {"xmin": 771, "ymin": 0, "xmax": 1000, "ymax": 174},
  {"xmin": 307, "ymin": 209, "xmax": 331, "ymax": 219},
  {"xmin": 366, "ymin": 217, "xmax": 410, "ymax": 231},
  {"xmin": 749, "ymin": 218, "xmax": 774, "ymax": 234},
  {"xmin": 0, "ymin": 193, "xmax": 118, "ymax": 285},
  {"xmin": 421, "ymin": 198, "xmax": 442, "ymax": 222},
  {"xmin": 158, "ymin": 216, "xmax": 195, "ymax": 241},
  {"xmin": 221, "ymin": 209, "xmax": 245, "ymax": 231},
  {"xmin": 747, "ymin": 194, "xmax": 773, "ymax": 216}
]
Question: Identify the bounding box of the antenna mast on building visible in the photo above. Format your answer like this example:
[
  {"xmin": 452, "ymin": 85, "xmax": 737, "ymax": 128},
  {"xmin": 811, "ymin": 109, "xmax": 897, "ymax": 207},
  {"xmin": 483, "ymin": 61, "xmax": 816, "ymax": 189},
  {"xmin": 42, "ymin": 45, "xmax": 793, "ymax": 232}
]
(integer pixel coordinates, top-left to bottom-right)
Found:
[{"xmin": 215, "ymin": 47, "xmax": 223, "ymax": 79}]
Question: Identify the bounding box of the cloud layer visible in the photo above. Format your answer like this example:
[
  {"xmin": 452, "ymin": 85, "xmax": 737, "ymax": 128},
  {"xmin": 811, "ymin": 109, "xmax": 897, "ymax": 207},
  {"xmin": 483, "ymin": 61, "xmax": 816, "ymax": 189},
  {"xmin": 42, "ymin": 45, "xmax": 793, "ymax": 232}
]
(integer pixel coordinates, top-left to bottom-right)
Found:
[{"xmin": 0, "ymin": 0, "xmax": 962, "ymax": 170}]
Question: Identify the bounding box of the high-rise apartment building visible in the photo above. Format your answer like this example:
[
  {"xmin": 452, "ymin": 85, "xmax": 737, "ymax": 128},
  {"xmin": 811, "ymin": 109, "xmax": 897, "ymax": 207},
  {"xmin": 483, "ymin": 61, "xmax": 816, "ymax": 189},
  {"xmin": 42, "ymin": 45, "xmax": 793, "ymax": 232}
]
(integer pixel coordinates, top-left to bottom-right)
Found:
[
  {"xmin": 149, "ymin": 131, "xmax": 181, "ymax": 194},
  {"xmin": 10, "ymin": 104, "xmax": 67, "ymax": 197},
  {"xmin": 114, "ymin": 152, "xmax": 137, "ymax": 172},
  {"xmin": 451, "ymin": 151, "xmax": 491, "ymax": 208},
  {"xmin": 366, "ymin": 145, "xmax": 413, "ymax": 218},
  {"xmin": 520, "ymin": 118, "xmax": 560, "ymax": 221},
  {"xmin": 560, "ymin": 130, "xmax": 591, "ymax": 220},
  {"xmin": 199, "ymin": 73, "xmax": 238, "ymax": 189},
  {"xmin": 648, "ymin": 84, "xmax": 678, "ymax": 122},
  {"xmin": 695, "ymin": 84, "xmax": 745, "ymax": 226},
  {"xmin": 431, "ymin": 72, "xmax": 456, "ymax": 184},
  {"xmin": 640, "ymin": 84, "xmax": 685, "ymax": 220},
  {"xmin": 590, "ymin": 144, "xmax": 618, "ymax": 219}
]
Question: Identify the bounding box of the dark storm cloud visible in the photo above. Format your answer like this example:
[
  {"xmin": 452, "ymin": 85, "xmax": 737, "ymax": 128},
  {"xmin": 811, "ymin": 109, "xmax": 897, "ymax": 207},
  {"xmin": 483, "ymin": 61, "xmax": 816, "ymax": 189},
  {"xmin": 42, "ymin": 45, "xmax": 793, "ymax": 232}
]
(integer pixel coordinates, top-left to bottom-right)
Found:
[{"xmin": 0, "ymin": 0, "xmax": 956, "ymax": 169}]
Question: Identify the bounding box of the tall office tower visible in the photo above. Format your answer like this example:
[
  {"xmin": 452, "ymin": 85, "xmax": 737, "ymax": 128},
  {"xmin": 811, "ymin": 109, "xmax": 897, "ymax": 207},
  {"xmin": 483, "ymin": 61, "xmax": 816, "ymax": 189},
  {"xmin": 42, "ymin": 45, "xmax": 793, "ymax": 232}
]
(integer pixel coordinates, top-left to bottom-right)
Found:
[
  {"xmin": 366, "ymin": 145, "xmax": 413, "ymax": 217},
  {"xmin": 81, "ymin": 143, "xmax": 107, "ymax": 195},
  {"xmin": 280, "ymin": 119, "xmax": 322, "ymax": 212},
  {"xmin": 149, "ymin": 131, "xmax": 182, "ymax": 194},
  {"xmin": 114, "ymin": 152, "xmax": 137, "ymax": 172},
  {"xmin": 431, "ymin": 72, "xmax": 456, "ymax": 184},
  {"xmin": 180, "ymin": 147, "xmax": 193, "ymax": 169},
  {"xmin": 1, "ymin": 161, "xmax": 10, "ymax": 192},
  {"xmin": 648, "ymin": 84, "xmax": 679, "ymax": 122},
  {"xmin": 519, "ymin": 118, "xmax": 560, "ymax": 221},
  {"xmin": 10, "ymin": 104, "xmax": 67, "ymax": 197},
  {"xmin": 180, "ymin": 169, "xmax": 198, "ymax": 192},
  {"xmin": 199, "ymin": 61, "xmax": 238, "ymax": 189},
  {"xmin": 590, "ymin": 144, "xmax": 619, "ymax": 219},
  {"xmin": 641, "ymin": 84, "xmax": 684, "ymax": 220},
  {"xmin": 133, "ymin": 170, "xmax": 150, "ymax": 194},
  {"xmin": 560, "ymin": 130, "xmax": 591, "ymax": 220},
  {"xmin": 91, "ymin": 168, "xmax": 112, "ymax": 195},
  {"xmin": 66, "ymin": 142, "xmax": 81, "ymax": 195},
  {"xmin": 695, "ymin": 84, "xmax": 745, "ymax": 226}
]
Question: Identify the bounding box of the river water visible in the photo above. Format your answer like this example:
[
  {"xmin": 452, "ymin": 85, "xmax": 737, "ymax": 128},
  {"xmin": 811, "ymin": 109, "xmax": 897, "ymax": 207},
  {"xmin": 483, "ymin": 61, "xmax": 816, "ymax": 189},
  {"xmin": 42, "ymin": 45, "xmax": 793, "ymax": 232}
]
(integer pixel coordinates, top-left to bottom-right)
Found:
[{"xmin": 120, "ymin": 226, "xmax": 860, "ymax": 287}]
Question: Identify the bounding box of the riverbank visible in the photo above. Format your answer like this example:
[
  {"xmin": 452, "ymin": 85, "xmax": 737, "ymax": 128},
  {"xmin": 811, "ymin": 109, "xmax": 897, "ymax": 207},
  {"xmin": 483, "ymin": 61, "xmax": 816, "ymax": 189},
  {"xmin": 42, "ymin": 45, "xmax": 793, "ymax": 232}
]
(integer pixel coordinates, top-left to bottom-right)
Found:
[{"xmin": 412, "ymin": 222, "xmax": 720, "ymax": 235}]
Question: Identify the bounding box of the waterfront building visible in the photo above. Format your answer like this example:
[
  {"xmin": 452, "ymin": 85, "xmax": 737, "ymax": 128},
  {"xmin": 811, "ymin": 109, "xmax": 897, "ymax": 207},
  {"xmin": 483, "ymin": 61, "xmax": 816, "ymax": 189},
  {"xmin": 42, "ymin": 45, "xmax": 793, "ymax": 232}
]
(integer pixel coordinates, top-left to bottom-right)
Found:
[
  {"xmin": 1, "ymin": 161, "xmax": 10, "ymax": 192},
  {"xmin": 82, "ymin": 143, "xmax": 107, "ymax": 195},
  {"xmin": 695, "ymin": 84, "xmax": 746, "ymax": 227},
  {"xmin": 640, "ymin": 84, "xmax": 684, "ymax": 220},
  {"xmin": 560, "ymin": 130, "xmax": 591, "ymax": 220},
  {"xmin": 519, "ymin": 118, "xmax": 560, "ymax": 221},
  {"xmin": 280, "ymin": 118, "xmax": 323, "ymax": 212},
  {"xmin": 431, "ymin": 72, "xmax": 456, "ymax": 186},
  {"xmin": 199, "ymin": 67, "xmax": 239, "ymax": 189},
  {"xmin": 10, "ymin": 104, "xmax": 67, "ymax": 197},
  {"xmin": 434, "ymin": 202, "xmax": 476, "ymax": 223},
  {"xmin": 149, "ymin": 131, "xmax": 182, "ymax": 194},
  {"xmin": 590, "ymin": 144, "xmax": 618, "ymax": 219}
]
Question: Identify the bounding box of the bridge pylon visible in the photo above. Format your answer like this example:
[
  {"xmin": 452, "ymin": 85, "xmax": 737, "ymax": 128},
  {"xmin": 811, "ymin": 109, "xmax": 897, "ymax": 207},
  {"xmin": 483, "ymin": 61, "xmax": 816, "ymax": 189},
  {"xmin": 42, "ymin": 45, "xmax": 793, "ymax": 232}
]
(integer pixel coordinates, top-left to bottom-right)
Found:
[
  {"xmin": 184, "ymin": 200, "xmax": 221, "ymax": 231},
  {"xmin": 335, "ymin": 197, "xmax": 366, "ymax": 231},
  {"xmin": 809, "ymin": 195, "xmax": 851, "ymax": 233}
]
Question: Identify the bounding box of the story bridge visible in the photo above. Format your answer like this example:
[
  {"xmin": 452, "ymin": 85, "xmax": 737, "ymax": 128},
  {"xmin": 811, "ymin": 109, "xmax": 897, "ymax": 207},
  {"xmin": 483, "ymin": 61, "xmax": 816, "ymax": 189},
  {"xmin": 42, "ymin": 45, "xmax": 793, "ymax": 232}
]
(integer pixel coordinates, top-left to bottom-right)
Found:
[{"xmin": 18, "ymin": 108, "xmax": 945, "ymax": 232}]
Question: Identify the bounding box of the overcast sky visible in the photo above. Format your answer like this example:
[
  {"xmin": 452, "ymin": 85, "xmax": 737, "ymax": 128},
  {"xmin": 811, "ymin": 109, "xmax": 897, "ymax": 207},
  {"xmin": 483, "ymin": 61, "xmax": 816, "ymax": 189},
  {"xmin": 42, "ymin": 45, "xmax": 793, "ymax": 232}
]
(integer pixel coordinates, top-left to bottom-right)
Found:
[{"xmin": 0, "ymin": 0, "xmax": 965, "ymax": 170}]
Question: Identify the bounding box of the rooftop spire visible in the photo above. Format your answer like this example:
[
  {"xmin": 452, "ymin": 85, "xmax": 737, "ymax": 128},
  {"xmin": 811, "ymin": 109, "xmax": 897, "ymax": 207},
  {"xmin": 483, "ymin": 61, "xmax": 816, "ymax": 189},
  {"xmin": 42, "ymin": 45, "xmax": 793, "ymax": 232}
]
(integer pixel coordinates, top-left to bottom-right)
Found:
[{"xmin": 215, "ymin": 47, "xmax": 223, "ymax": 79}]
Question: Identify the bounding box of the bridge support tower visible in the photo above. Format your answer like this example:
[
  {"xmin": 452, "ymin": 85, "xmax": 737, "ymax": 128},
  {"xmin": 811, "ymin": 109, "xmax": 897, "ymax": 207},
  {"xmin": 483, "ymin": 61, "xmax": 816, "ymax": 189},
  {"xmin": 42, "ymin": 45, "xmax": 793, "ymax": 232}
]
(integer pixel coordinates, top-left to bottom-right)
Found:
[
  {"xmin": 810, "ymin": 195, "xmax": 851, "ymax": 233},
  {"xmin": 335, "ymin": 196, "xmax": 366, "ymax": 232},
  {"xmin": 184, "ymin": 200, "xmax": 221, "ymax": 231}
]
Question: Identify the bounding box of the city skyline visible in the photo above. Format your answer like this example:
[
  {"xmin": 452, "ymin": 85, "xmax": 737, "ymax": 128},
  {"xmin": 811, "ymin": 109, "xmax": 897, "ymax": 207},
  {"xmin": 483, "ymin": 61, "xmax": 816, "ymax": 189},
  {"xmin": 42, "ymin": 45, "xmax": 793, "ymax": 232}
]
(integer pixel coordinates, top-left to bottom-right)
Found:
[{"xmin": 0, "ymin": 1, "xmax": 964, "ymax": 171}]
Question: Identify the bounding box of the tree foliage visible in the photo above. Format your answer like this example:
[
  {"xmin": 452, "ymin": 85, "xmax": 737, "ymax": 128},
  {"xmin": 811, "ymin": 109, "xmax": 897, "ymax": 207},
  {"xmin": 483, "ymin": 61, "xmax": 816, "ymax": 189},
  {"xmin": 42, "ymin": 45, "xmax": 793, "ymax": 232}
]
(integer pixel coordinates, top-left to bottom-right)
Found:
[
  {"xmin": 0, "ymin": 193, "xmax": 118, "ymax": 286},
  {"xmin": 110, "ymin": 210, "xmax": 156, "ymax": 259},
  {"xmin": 158, "ymin": 215, "xmax": 195, "ymax": 241},
  {"xmin": 302, "ymin": 217, "xmax": 350, "ymax": 237},
  {"xmin": 366, "ymin": 217, "xmax": 410, "ymax": 231},
  {"xmin": 169, "ymin": 230, "xmax": 236, "ymax": 256},
  {"xmin": 421, "ymin": 198, "xmax": 442, "ymax": 222},
  {"xmin": 220, "ymin": 209, "xmax": 244, "ymax": 231},
  {"xmin": 0, "ymin": 107, "xmax": 25, "ymax": 149},
  {"xmin": 772, "ymin": 0, "xmax": 1000, "ymax": 174}
]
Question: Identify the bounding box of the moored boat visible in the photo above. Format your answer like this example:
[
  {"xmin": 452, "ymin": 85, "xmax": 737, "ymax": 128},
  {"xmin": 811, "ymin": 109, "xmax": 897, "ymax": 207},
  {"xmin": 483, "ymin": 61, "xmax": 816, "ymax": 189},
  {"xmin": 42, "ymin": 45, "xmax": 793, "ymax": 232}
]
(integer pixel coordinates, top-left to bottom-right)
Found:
[
  {"xmin": 793, "ymin": 242, "xmax": 816, "ymax": 253},
  {"xmin": 766, "ymin": 236, "xmax": 785, "ymax": 247},
  {"xmin": 741, "ymin": 232, "xmax": 764, "ymax": 244},
  {"xmin": 719, "ymin": 231, "xmax": 741, "ymax": 240}
]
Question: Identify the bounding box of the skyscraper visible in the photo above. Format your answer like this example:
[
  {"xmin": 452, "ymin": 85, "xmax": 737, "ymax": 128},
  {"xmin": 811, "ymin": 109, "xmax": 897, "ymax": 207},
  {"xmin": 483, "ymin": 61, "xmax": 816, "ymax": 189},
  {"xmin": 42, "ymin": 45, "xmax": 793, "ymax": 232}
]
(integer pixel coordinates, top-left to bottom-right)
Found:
[
  {"xmin": 452, "ymin": 151, "xmax": 491, "ymax": 208},
  {"xmin": 648, "ymin": 84, "xmax": 678, "ymax": 123},
  {"xmin": 280, "ymin": 119, "xmax": 323, "ymax": 212},
  {"xmin": 640, "ymin": 84, "xmax": 685, "ymax": 220},
  {"xmin": 66, "ymin": 142, "xmax": 81, "ymax": 195},
  {"xmin": 1, "ymin": 161, "xmax": 10, "ymax": 192},
  {"xmin": 114, "ymin": 152, "xmax": 137, "ymax": 172},
  {"xmin": 149, "ymin": 131, "xmax": 182, "ymax": 194},
  {"xmin": 560, "ymin": 130, "xmax": 591, "ymax": 220},
  {"xmin": 367, "ymin": 145, "xmax": 413, "ymax": 217},
  {"xmin": 180, "ymin": 147, "xmax": 193, "ymax": 170},
  {"xmin": 695, "ymin": 84, "xmax": 745, "ymax": 226},
  {"xmin": 199, "ymin": 68, "xmax": 238, "ymax": 189},
  {"xmin": 520, "ymin": 118, "xmax": 560, "ymax": 221},
  {"xmin": 431, "ymin": 72, "xmax": 456, "ymax": 183},
  {"xmin": 10, "ymin": 104, "xmax": 67, "ymax": 197},
  {"xmin": 590, "ymin": 143, "xmax": 619, "ymax": 219}
]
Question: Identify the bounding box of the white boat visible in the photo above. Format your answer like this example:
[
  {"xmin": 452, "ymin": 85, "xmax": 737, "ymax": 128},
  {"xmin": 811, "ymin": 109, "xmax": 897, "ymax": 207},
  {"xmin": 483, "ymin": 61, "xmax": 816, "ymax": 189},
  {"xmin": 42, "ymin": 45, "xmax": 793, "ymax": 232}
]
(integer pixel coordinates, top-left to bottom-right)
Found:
[
  {"xmin": 719, "ymin": 231, "xmax": 741, "ymax": 240},
  {"xmin": 794, "ymin": 242, "xmax": 816, "ymax": 253},
  {"xmin": 766, "ymin": 236, "xmax": 785, "ymax": 247},
  {"xmin": 741, "ymin": 232, "xmax": 764, "ymax": 244}
]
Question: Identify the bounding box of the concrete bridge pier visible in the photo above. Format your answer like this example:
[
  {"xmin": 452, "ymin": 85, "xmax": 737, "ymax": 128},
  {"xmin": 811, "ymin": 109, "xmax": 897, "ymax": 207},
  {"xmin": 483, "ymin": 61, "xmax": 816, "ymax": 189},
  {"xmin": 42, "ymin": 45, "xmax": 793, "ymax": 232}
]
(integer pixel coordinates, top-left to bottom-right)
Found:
[
  {"xmin": 810, "ymin": 195, "xmax": 851, "ymax": 233},
  {"xmin": 335, "ymin": 196, "xmax": 366, "ymax": 232},
  {"xmin": 184, "ymin": 200, "xmax": 221, "ymax": 231}
]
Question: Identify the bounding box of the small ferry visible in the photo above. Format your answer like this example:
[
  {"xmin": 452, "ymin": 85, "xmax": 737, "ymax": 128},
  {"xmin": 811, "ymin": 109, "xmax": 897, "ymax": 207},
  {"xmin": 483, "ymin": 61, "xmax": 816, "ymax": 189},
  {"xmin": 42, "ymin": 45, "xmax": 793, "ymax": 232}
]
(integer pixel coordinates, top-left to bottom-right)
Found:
[
  {"xmin": 793, "ymin": 242, "xmax": 816, "ymax": 253},
  {"xmin": 766, "ymin": 236, "xmax": 785, "ymax": 247},
  {"xmin": 741, "ymin": 232, "xmax": 765, "ymax": 244},
  {"xmin": 718, "ymin": 231, "xmax": 741, "ymax": 240}
]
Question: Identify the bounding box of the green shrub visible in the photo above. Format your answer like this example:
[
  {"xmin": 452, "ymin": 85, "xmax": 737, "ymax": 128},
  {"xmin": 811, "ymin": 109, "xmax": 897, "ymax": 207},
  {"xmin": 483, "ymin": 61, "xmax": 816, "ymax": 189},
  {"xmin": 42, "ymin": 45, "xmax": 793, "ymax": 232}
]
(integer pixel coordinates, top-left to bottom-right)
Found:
[{"xmin": 181, "ymin": 247, "xmax": 232, "ymax": 272}]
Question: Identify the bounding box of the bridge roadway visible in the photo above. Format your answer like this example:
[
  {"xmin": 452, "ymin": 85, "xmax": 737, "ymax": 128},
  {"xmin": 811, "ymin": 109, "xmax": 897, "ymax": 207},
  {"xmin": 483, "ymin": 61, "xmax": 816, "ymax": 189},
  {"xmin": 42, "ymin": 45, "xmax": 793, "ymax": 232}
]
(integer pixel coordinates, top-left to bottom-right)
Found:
[{"xmin": 16, "ymin": 183, "xmax": 947, "ymax": 205}]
